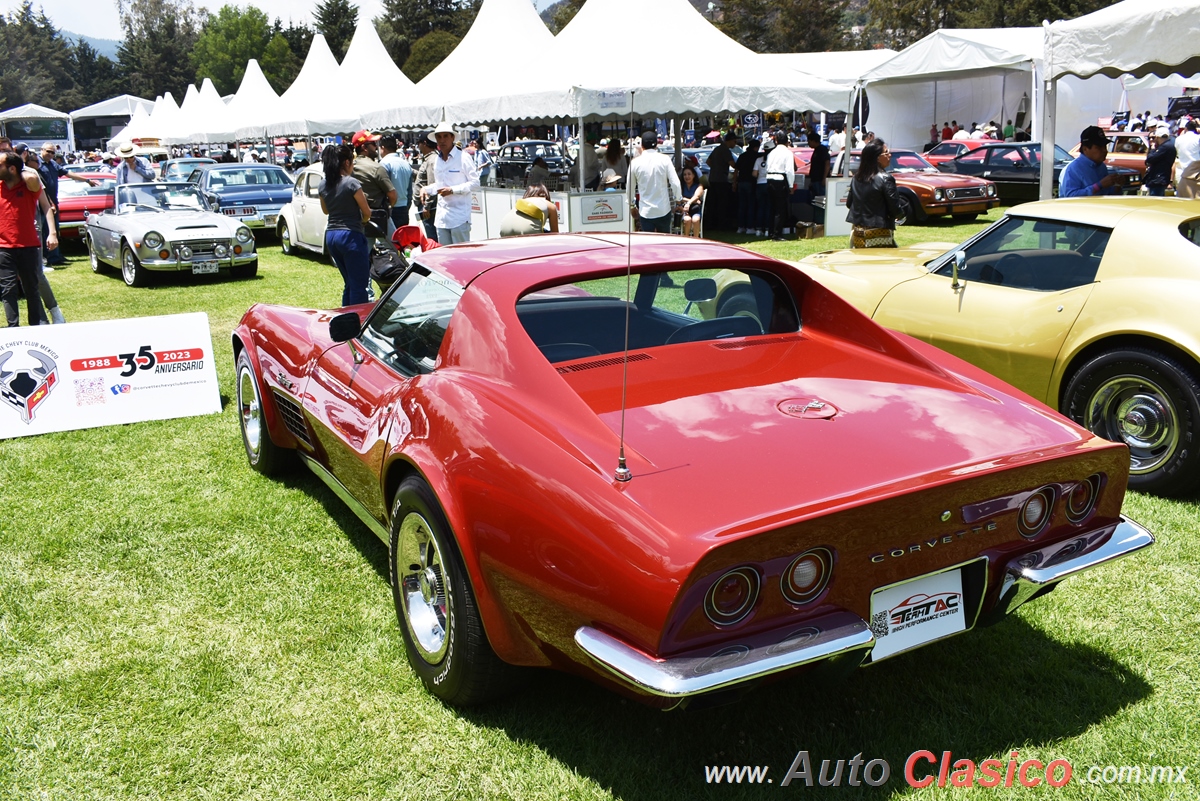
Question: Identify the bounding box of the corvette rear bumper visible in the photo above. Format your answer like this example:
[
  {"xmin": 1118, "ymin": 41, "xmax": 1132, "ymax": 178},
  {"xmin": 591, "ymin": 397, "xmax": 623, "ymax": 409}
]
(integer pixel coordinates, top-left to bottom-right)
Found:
[{"xmin": 575, "ymin": 516, "xmax": 1152, "ymax": 700}]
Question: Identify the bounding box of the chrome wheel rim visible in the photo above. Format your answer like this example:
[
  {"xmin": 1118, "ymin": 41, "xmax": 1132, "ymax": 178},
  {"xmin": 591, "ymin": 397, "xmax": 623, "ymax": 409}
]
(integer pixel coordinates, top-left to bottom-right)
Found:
[
  {"xmin": 280, "ymin": 222, "xmax": 291, "ymax": 254},
  {"xmin": 397, "ymin": 512, "xmax": 451, "ymax": 663},
  {"xmin": 1084, "ymin": 374, "xmax": 1179, "ymax": 475},
  {"xmin": 121, "ymin": 248, "xmax": 136, "ymax": 285},
  {"xmin": 237, "ymin": 365, "xmax": 262, "ymax": 458},
  {"xmin": 87, "ymin": 236, "xmax": 100, "ymax": 272}
]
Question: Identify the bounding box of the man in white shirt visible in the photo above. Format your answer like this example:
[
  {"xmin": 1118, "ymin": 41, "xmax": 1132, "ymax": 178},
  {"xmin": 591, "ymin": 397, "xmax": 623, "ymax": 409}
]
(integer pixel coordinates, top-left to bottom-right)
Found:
[
  {"xmin": 627, "ymin": 131, "xmax": 681, "ymax": 233},
  {"xmin": 763, "ymin": 133, "xmax": 795, "ymax": 240},
  {"xmin": 1174, "ymin": 120, "xmax": 1200, "ymax": 199},
  {"xmin": 827, "ymin": 125, "xmax": 845, "ymax": 157},
  {"xmin": 114, "ymin": 142, "xmax": 155, "ymax": 184},
  {"xmin": 423, "ymin": 121, "xmax": 480, "ymax": 244}
]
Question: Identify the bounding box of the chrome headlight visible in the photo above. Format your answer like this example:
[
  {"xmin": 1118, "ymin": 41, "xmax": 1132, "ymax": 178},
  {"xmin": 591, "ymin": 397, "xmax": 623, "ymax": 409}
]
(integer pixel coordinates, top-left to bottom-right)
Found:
[
  {"xmin": 143, "ymin": 231, "xmax": 164, "ymax": 249},
  {"xmin": 986, "ymin": 183, "xmax": 997, "ymax": 196},
  {"xmin": 214, "ymin": 243, "xmax": 230, "ymax": 258},
  {"xmin": 236, "ymin": 227, "xmax": 253, "ymax": 243},
  {"xmin": 179, "ymin": 245, "xmax": 193, "ymax": 260},
  {"xmin": 935, "ymin": 189, "xmax": 946, "ymax": 201}
]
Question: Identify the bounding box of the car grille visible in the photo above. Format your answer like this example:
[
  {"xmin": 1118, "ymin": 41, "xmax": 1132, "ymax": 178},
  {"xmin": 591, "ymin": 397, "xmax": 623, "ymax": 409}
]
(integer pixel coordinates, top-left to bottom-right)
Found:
[
  {"xmin": 177, "ymin": 239, "xmax": 230, "ymax": 257},
  {"xmin": 945, "ymin": 186, "xmax": 986, "ymax": 200},
  {"xmin": 272, "ymin": 390, "xmax": 312, "ymax": 446}
]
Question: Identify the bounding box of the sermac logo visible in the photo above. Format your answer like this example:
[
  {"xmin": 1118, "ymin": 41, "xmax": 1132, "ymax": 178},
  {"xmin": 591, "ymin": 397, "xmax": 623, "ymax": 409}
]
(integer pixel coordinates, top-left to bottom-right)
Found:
[
  {"xmin": 0, "ymin": 347, "xmax": 60, "ymax": 424},
  {"xmin": 889, "ymin": 591, "xmax": 960, "ymax": 630}
]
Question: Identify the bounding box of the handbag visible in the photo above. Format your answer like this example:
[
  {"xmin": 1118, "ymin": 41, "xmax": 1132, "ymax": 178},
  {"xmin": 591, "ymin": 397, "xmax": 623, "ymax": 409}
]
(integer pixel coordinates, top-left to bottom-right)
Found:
[{"xmin": 370, "ymin": 244, "xmax": 408, "ymax": 289}]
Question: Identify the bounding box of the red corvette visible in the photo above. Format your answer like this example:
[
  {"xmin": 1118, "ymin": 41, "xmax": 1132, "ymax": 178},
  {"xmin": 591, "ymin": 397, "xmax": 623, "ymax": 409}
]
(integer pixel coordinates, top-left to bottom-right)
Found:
[
  {"xmin": 233, "ymin": 235, "xmax": 1153, "ymax": 708},
  {"xmin": 56, "ymin": 172, "xmax": 116, "ymax": 240}
]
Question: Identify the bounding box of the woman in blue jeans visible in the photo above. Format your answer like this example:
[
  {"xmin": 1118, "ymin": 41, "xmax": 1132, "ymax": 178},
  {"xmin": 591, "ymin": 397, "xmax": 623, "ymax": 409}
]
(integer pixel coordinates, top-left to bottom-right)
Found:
[{"xmin": 319, "ymin": 144, "xmax": 372, "ymax": 305}]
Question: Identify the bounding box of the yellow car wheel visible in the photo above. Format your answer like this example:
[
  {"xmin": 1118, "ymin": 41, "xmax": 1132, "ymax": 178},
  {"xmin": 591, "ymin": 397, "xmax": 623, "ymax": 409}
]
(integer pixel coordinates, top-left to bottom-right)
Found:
[{"xmin": 1064, "ymin": 348, "xmax": 1200, "ymax": 496}]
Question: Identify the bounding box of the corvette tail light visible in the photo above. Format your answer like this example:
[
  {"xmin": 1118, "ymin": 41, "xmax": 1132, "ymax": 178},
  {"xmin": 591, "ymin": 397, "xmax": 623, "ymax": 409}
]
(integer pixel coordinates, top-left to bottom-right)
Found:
[
  {"xmin": 1018, "ymin": 486, "xmax": 1056, "ymax": 538},
  {"xmin": 781, "ymin": 548, "xmax": 832, "ymax": 605},
  {"xmin": 704, "ymin": 567, "xmax": 760, "ymax": 626},
  {"xmin": 1066, "ymin": 474, "xmax": 1102, "ymax": 523}
]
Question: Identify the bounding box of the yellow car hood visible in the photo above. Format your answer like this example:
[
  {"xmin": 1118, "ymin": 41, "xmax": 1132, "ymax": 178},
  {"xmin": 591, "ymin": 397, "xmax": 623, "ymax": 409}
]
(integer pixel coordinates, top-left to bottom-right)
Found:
[{"xmin": 789, "ymin": 242, "xmax": 957, "ymax": 317}]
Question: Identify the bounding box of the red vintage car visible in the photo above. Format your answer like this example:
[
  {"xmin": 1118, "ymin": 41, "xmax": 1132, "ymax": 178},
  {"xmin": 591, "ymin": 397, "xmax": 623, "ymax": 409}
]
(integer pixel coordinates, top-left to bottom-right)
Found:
[
  {"xmin": 56, "ymin": 172, "xmax": 116, "ymax": 240},
  {"xmin": 234, "ymin": 234, "xmax": 1152, "ymax": 708}
]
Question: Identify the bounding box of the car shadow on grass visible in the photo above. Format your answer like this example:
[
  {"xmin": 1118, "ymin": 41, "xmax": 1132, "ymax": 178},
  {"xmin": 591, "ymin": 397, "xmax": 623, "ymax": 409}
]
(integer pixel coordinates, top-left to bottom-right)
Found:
[{"xmin": 460, "ymin": 616, "xmax": 1149, "ymax": 800}]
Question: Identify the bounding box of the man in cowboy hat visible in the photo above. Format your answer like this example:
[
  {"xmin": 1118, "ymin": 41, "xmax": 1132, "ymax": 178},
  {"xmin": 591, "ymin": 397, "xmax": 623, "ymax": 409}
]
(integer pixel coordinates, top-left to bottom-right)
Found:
[
  {"xmin": 114, "ymin": 142, "xmax": 155, "ymax": 184},
  {"xmin": 422, "ymin": 121, "xmax": 479, "ymax": 244}
]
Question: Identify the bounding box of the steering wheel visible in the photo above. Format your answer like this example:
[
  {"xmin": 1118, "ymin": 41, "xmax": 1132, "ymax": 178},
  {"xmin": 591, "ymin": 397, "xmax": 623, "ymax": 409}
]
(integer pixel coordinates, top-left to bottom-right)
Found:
[{"xmin": 994, "ymin": 252, "xmax": 1032, "ymax": 288}]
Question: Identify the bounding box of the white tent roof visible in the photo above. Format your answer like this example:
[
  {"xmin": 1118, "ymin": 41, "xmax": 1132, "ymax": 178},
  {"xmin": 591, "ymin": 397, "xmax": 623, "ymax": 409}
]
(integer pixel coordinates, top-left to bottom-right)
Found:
[
  {"xmin": 70, "ymin": 94, "xmax": 153, "ymax": 121},
  {"xmin": 222, "ymin": 60, "xmax": 283, "ymax": 141},
  {"xmin": 106, "ymin": 103, "xmax": 152, "ymax": 145},
  {"xmin": 760, "ymin": 50, "xmax": 898, "ymax": 86},
  {"xmin": 420, "ymin": 0, "xmax": 552, "ymax": 100},
  {"xmin": 436, "ymin": 0, "xmax": 848, "ymax": 124},
  {"xmin": 266, "ymin": 34, "xmax": 358, "ymax": 136},
  {"xmin": 170, "ymin": 79, "xmax": 230, "ymax": 143},
  {"xmin": 109, "ymin": 93, "xmax": 180, "ymax": 147},
  {"xmin": 1046, "ymin": 0, "xmax": 1200, "ymax": 80},
  {"xmin": 862, "ymin": 28, "xmax": 1043, "ymax": 84},
  {"xmin": 0, "ymin": 102, "xmax": 69, "ymax": 120}
]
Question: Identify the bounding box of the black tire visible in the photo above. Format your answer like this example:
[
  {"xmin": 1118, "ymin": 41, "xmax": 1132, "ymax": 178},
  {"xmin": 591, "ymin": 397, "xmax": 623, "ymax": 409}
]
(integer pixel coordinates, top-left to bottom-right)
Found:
[
  {"xmin": 1063, "ymin": 347, "xmax": 1200, "ymax": 495},
  {"xmin": 231, "ymin": 259, "xmax": 258, "ymax": 280},
  {"xmin": 120, "ymin": 243, "xmax": 149, "ymax": 287},
  {"xmin": 389, "ymin": 476, "xmax": 519, "ymax": 706},
  {"xmin": 895, "ymin": 193, "xmax": 915, "ymax": 226},
  {"xmin": 279, "ymin": 220, "xmax": 294, "ymax": 255},
  {"xmin": 235, "ymin": 349, "xmax": 291, "ymax": 476},
  {"xmin": 86, "ymin": 233, "xmax": 108, "ymax": 273}
]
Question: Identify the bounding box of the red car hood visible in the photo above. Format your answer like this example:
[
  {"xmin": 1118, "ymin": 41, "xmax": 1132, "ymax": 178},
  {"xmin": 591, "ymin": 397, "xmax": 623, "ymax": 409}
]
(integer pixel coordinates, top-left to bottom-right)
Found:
[{"xmin": 560, "ymin": 334, "xmax": 1091, "ymax": 533}]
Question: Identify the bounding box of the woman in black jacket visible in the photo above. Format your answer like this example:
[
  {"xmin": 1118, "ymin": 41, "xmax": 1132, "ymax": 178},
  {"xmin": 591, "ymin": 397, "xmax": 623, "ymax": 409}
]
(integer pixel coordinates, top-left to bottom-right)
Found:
[{"xmin": 845, "ymin": 139, "xmax": 901, "ymax": 248}]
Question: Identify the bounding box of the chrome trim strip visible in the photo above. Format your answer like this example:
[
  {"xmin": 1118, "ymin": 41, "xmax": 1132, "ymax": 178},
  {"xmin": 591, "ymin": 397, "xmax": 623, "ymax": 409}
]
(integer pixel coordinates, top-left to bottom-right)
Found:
[
  {"xmin": 575, "ymin": 611, "xmax": 874, "ymax": 698},
  {"xmin": 298, "ymin": 453, "xmax": 390, "ymax": 544},
  {"xmin": 997, "ymin": 516, "xmax": 1154, "ymax": 615}
]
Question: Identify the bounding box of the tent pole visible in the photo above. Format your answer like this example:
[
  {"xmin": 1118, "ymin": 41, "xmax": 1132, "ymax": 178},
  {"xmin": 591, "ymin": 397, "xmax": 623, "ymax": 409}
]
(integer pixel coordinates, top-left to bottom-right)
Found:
[
  {"xmin": 1038, "ymin": 61, "xmax": 1055, "ymax": 201},
  {"xmin": 577, "ymin": 110, "xmax": 585, "ymax": 192}
]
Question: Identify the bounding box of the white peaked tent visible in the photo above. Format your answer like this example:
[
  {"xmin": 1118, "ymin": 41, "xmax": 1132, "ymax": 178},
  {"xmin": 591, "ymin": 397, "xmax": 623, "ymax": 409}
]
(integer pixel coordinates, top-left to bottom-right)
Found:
[
  {"xmin": 327, "ymin": 22, "xmax": 434, "ymax": 129},
  {"xmin": 171, "ymin": 78, "xmax": 230, "ymax": 143},
  {"xmin": 384, "ymin": 0, "xmax": 554, "ymax": 127},
  {"xmin": 163, "ymin": 84, "xmax": 201, "ymax": 143},
  {"xmin": 266, "ymin": 34, "xmax": 357, "ymax": 136},
  {"xmin": 443, "ymin": 0, "xmax": 849, "ymax": 124},
  {"xmin": 1039, "ymin": 0, "xmax": 1200, "ymax": 197},
  {"xmin": 220, "ymin": 60, "xmax": 283, "ymax": 141},
  {"xmin": 110, "ymin": 92, "xmax": 180, "ymax": 148},
  {"xmin": 107, "ymin": 103, "xmax": 152, "ymax": 147},
  {"xmin": 759, "ymin": 50, "xmax": 898, "ymax": 87}
]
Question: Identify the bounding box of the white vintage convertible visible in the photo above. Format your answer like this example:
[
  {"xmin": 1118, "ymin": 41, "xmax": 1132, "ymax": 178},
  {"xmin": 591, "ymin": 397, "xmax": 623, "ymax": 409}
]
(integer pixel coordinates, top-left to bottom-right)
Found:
[{"xmin": 85, "ymin": 182, "xmax": 259, "ymax": 287}]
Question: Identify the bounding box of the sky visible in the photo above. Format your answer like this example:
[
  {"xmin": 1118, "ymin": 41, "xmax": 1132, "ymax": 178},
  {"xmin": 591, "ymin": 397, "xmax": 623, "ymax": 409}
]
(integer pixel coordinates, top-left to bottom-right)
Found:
[{"xmin": 8, "ymin": 0, "xmax": 553, "ymax": 43}]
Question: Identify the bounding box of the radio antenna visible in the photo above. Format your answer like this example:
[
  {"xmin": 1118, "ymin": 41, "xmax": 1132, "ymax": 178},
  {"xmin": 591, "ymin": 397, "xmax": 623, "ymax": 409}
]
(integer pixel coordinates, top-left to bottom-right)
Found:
[{"xmin": 614, "ymin": 91, "xmax": 635, "ymax": 483}]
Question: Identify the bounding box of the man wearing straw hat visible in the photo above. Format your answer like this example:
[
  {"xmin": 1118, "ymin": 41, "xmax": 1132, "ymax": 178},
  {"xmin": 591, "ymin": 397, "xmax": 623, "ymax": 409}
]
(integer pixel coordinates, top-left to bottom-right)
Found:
[{"xmin": 422, "ymin": 121, "xmax": 479, "ymax": 244}]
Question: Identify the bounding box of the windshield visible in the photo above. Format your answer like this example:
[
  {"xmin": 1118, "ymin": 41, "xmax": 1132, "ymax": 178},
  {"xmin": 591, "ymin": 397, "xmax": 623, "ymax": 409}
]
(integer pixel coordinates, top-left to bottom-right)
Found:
[
  {"xmin": 116, "ymin": 183, "xmax": 208, "ymax": 212},
  {"xmin": 207, "ymin": 168, "xmax": 292, "ymax": 191},
  {"xmin": 359, "ymin": 267, "xmax": 463, "ymax": 375},
  {"xmin": 59, "ymin": 176, "xmax": 116, "ymax": 197}
]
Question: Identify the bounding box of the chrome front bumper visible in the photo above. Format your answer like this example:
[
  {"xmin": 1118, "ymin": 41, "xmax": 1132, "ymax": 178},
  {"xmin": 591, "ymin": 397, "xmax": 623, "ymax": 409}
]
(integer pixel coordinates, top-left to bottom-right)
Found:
[
  {"xmin": 575, "ymin": 516, "xmax": 1153, "ymax": 700},
  {"xmin": 140, "ymin": 251, "xmax": 257, "ymax": 272}
]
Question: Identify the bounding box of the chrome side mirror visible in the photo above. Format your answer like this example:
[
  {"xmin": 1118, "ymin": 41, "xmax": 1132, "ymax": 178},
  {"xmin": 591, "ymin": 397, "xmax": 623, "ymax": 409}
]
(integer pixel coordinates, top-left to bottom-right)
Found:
[{"xmin": 952, "ymin": 250, "xmax": 966, "ymax": 292}]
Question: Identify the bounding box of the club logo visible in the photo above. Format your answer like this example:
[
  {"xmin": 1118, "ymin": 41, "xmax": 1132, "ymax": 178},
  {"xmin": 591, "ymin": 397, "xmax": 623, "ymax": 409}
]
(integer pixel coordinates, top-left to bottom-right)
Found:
[{"xmin": 0, "ymin": 347, "xmax": 60, "ymax": 424}]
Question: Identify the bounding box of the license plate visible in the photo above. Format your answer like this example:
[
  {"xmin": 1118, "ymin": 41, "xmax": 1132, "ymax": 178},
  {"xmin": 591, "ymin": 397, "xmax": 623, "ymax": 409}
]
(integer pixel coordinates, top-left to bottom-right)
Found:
[
  {"xmin": 868, "ymin": 567, "xmax": 966, "ymax": 661},
  {"xmin": 191, "ymin": 261, "xmax": 219, "ymax": 275},
  {"xmin": 263, "ymin": 214, "xmax": 277, "ymax": 226}
]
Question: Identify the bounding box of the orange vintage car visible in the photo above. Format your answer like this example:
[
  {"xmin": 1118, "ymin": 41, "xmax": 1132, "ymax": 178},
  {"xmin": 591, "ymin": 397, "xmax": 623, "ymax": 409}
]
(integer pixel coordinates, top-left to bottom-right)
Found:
[
  {"xmin": 1068, "ymin": 131, "xmax": 1153, "ymax": 175},
  {"xmin": 826, "ymin": 149, "xmax": 1001, "ymax": 224}
]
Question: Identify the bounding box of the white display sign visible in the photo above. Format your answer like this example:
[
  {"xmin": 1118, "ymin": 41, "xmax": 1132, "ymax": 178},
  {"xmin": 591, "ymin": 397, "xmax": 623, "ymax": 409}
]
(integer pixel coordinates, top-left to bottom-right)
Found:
[
  {"xmin": 0, "ymin": 312, "xmax": 221, "ymax": 440},
  {"xmin": 868, "ymin": 567, "xmax": 966, "ymax": 660}
]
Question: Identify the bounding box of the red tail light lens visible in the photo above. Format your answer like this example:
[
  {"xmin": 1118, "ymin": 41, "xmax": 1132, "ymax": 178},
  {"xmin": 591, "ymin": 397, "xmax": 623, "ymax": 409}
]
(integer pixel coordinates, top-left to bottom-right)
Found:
[
  {"xmin": 704, "ymin": 568, "xmax": 760, "ymax": 626},
  {"xmin": 1066, "ymin": 474, "xmax": 1102, "ymax": 523}
]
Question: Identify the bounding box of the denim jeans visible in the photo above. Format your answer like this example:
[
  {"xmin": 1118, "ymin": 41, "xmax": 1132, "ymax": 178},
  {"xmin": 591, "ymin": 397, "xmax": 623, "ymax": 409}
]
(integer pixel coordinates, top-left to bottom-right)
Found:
[
  {"xmin": 436, "ymin": 223, "xmax": 471, "ymax": 244},
  {"xmin": 325, "ymin": 229, "xmax": 370, "ymax": 306},
  {"xmin": 737, "ymin": 182, "xmax": 756, "ymax": 230}
]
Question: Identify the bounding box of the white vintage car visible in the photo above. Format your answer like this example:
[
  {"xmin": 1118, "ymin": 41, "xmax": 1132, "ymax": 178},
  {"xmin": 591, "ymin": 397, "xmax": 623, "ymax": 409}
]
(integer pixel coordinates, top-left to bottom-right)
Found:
[
  {"xmin": 85, "ymin": 182, "xmax": 259, "ymax": 287},
  {"xmin": 276, "ymin": 164, "xmax": 328, "ymax": 258}
]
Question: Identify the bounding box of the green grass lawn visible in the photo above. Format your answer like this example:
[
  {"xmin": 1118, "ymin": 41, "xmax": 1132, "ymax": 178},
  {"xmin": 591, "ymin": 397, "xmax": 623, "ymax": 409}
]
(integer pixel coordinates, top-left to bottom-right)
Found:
[{"xmin": 2, "ymin": 219, "xmax": 1197, "ymax": 800}]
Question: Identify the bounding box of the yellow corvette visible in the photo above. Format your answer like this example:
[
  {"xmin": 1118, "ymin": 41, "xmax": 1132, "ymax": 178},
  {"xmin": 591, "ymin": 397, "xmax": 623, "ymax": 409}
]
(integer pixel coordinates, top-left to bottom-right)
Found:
[{"xmin": 776, "ymin": 197, "xmax": 1200, "ymax": 495}]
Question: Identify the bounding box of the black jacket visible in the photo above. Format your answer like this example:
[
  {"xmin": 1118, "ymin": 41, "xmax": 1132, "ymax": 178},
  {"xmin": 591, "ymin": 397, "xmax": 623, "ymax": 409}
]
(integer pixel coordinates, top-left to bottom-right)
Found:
[
  {"xmin": 1144, "ymin": 140, "xmax": 1176, "ymax": 188},
  {"xmin": 845, "ymin": 173, "xmax": 901, "ymax": 229}
]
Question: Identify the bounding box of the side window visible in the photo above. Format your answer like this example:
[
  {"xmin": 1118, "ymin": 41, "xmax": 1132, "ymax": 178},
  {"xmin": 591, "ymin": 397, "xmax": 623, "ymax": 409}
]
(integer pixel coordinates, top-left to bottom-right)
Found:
[
  {"xmin": 992, "ymin": 149, "xmax": 1025, "ymax": 166},
  {"xmin": 935, "ymin": 216, "xmax": 1109, "ymax": 291},
  {"xmin": 1180, "ymin": 219, "xmax": 1200, "ymax": 247},
  {"xmin": 305, "ymin": 174, "xmax": 320, "ymax": 199},
  {"xmin": 358, "ymin": 267, "xmax": 463, "ymax": 374},
  {"xmin": 957, "ymin": 149, "xmax": 986, "ymax": 165}
]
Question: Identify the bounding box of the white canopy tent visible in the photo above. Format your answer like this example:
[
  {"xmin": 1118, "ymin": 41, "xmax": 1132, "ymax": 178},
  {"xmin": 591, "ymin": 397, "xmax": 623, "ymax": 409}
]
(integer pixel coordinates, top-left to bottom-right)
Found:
[
  {"xmin": 328, "ymin": 22, "xmax": 434, "ymax": 129},
  {"xmin": 109, "ymin": 92, "xmax": 182, "ymax": 150},
  {"xmin": 0, "ymin": 102, "xmax": 74, "ymax": 148},
  {"xmin": 106, "ymin": 103, "xmax": 152, "ymax": 147},
  {"xmin": 169, "ymin": 79, "xmax": 230, "ymax": 144},
  {"xmin": 70, "ymin": 94, "xmax": 153, "ymax": 121},
  {"xmin": 265, "ymin": 34, "xmax": 358, "ymax": 136},
  {"xmin": 221, "ymin": 60, "xmax": 283, "ymax": 141},
  {"xmin": 759, "ymin": 49, "xmax": 897, "ymax": 87},
  {"xmin": 1039, "ymin": 0, "xmax": 1200, "ymax": 197},
  {"xmin": 417, "ymin": 0, "xmax": 848, "ymax": 125}
]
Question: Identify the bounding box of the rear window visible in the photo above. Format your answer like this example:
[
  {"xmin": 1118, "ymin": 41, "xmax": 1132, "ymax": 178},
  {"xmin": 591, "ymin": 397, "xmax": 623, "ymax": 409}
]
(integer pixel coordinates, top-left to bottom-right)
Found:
[
  {"xmin": 1181, "ymin": 219, "xmax": 1200, "ymax": 247},
  {"xmin": 517, "ymin": 268, "xmax": 799, "ymax": 363}
]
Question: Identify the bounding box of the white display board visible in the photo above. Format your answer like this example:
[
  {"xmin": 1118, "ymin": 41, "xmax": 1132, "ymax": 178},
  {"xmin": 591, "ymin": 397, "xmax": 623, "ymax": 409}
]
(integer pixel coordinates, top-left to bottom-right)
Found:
[
  {"xmin": 824, "ymin": 178, "xmax": 853, "ymax": 237},
  {"xmin": 473, "ymin": 187, "xmax": 574, "ymax": 239},
  {"xmin": 0, "ymin": 312, "xmax": 221, "ymax": 439},
  {"xmin": 567, "ymin": 192, "xmax": 628, "ymax": 234}
]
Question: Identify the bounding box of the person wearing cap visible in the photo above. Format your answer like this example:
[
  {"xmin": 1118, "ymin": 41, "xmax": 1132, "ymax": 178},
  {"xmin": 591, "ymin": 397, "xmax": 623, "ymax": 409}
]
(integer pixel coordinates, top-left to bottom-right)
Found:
[
  {"xmin": 114, "ymin": 142, "xmax": 155, "ymax": 184},
  {"xmin": 351, "ymin": 130, "xmax": 398, "ymax": 251},
  {"xmin": 498, "ymin": 184, "xmax": 559, "ymax": 237},
  {"xmin": 1059, "ymin": 126, "xmax": 1125, "ymax": 198},
  {"xmin": 1144, "ymin": 125, "xmax": 1176, "ymax": 196},
  {"xmin": 1173, "ymin": 120, "xmax": 1200, "ymax": 200},
  {"xmin": 424, "ymin": 122, "xmax": 479, "ymax": 245},
  {"xmin": 628, "ymin": 130, "xmax": 681, "ymax": 234}
]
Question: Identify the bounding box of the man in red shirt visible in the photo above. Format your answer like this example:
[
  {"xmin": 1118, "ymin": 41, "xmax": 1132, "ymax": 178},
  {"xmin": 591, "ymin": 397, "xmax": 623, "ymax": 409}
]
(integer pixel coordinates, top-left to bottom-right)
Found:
[{"xmin": 0, "ymin": 151, "xmax": 53, "ymax": 326}]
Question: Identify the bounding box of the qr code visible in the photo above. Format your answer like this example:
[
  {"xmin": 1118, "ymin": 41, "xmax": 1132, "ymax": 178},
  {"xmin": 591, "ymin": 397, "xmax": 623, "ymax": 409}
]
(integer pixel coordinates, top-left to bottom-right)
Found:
[
  {"xmin": 869, "ymin": 610, "xmax": 890, "ymax": 639},
  {"xmin": 73, "ymin": 377, "xmax": 106, "ymax": 406}
]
